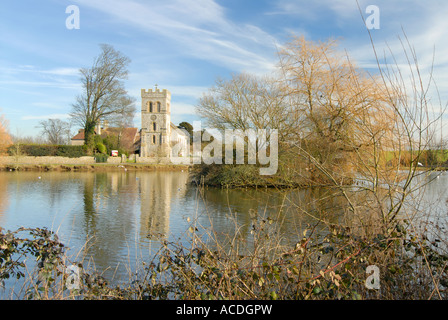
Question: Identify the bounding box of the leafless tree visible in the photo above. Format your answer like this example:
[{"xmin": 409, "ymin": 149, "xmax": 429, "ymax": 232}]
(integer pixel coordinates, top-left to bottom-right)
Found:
[
  {"xmin": 37, "ymin": 118, "xmax": 72, "ymax": 145},
  {"xmin": 70, "ymin": 44, "xmax": 135, "ymax": 154},
  {"xmin": 196, "ymin": 73, "xmax": 291, "ymax": 140}
]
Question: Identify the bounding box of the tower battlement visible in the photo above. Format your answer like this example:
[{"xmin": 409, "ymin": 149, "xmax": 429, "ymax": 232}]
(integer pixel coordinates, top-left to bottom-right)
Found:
[{"xmin": 141, "ymin": 88, "xmax": 170, "ymax": 97}]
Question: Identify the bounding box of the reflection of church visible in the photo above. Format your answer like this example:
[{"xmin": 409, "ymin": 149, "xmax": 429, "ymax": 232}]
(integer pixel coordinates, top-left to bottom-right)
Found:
[{"xmin": 139, "ymin": 171, "xmax": 188, "ymax": 239}]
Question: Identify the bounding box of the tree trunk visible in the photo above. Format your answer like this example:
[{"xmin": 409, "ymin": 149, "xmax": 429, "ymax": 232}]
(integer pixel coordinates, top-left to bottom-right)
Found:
[{"xmin": 84, "ymin": 121, "xmax": 96, "ymax": 155}]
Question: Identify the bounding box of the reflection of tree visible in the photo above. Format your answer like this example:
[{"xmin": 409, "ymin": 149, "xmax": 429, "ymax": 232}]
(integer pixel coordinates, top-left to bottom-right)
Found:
[
  {"xmin": 197, "ymin": 187, "xmax": 346, "ymax": 245},
  {"xmin": 78, "ymin": 172, "xmax": 140, "ymax": 279},
  {"xmin": 0, "ymin": 173, "xmax": 9, "ymax": 223},
  {"xmin": 75, "ymin": 171, "xmax": 191, "ymax": 279},
  {"xmin": 82, "ymin": 174, "xmax": 97, "ymax": 235}
]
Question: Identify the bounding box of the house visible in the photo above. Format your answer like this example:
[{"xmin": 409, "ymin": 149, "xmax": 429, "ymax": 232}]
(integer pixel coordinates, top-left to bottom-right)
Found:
[
  {"xmin": 100, "ymin": 126, "xmax": 140, "ymax": 154},
  {"xmin": 70, "ymin": 129, "xmax": 86, "ymax": 146},
  {"xmin": 71, "ymin": 122, "xmax": 140, "ymax": 154}
]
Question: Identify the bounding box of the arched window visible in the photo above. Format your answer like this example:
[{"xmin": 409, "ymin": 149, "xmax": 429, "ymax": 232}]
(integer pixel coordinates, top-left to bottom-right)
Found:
[
  {"xmin": 149, "ymin": 102, "xmax": 153, "ymax": 113},
  {"xmin": 153, "ymin": 122, "xmax": 157, "ymax": 131},
  {"xmin": 157, "ymin": 102, "xmax": 161, "ymax": 112},
  {"xmin": 152, "ymin": 135, "xmax": 156, "ymax": 144}
]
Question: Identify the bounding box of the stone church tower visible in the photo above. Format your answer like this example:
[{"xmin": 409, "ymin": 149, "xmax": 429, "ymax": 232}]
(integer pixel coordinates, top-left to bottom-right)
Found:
[{"xmin": 140, "ymin": 87, "xmax": 171, "ymax": 157}]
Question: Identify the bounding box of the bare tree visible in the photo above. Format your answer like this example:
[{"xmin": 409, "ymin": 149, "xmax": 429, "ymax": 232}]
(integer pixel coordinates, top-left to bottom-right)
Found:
[
  {"xmin": 196, "ymin": 73, "xmax": 291, "ymax": 140},
  {"xmin": 70, "ymin": 44, "xmax": 135, "ymax": 154},
  {"xmin": 196, "ymin": 38, "xmax": 397, "ymax": 186},
  {"xmin": 277, "ymin": 36, "xmax": 397, "ymax": 183},
  {"xmin": 37, "ymin": 118, "xmax": 72, "ymax": 145}
]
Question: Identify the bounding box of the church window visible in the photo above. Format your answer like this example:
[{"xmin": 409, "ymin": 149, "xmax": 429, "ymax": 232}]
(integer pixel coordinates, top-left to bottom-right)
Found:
[
  {"xmin": 153, "ymin": 122, "xmax": 157, "ymax": 131},
  {"xmin": 152, "ymin": 135, "xmax": 156, "ymax": 144},
  {"xmin": 149, "ymin": 102, "xmax": 153, "ymax": 112},
  {"xmin": 157, "ymin": 102, "xmax": 161, "ymax": 112}
]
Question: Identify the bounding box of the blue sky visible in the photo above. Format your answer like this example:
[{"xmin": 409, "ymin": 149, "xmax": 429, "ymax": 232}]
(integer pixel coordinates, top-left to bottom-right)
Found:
[{"xmin": 1, "ymin": 0, "xmax": 447, "ymax": 138}]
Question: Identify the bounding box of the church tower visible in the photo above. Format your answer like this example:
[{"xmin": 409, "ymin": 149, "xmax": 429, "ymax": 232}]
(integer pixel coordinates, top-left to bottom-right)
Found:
[{"xmin": 140, "ymin": 87, "xmax": 171, "ymax": 157}]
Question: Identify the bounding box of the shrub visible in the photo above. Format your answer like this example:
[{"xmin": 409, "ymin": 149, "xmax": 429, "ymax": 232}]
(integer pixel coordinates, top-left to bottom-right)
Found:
[
  {"xmin": 55, "ymin": 145, "xmax": 86, "ymax": 158},
  {"xmin": 96, "ymin": 143, "xmax": 107, "ymax": 154},
  {"xmin": 2, "ymin": 213, "xmax": 447, "ymax": 300},
  {"xmin": 94, "ymin": 153, "xmax": 108, "ymax": 163},
  {"xmin": 7, "ymin": 144, "xmax": 86, "ymax": 158}
]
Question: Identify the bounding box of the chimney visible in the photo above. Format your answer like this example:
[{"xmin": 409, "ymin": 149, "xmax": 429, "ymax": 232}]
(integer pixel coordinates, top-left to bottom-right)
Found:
[{"xmin": 96, "ymin": 121, "xmax": 101, "ymax": 135}]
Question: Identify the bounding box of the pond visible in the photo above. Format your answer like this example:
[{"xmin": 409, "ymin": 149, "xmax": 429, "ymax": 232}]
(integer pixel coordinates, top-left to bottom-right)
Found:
[{"xmin": 0, "ymin": 169, "xmax": 447, "ymax": 294}]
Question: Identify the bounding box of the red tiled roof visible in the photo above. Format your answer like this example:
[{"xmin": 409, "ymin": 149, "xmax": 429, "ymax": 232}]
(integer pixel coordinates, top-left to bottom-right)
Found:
[
  {"xmin": 71, "ymin": 130, "xmax": 85, "ymax": 140},
  {"xmin": 71, "ymin": 127, "xmax": 140, "ymax": 152},
  {"xmin": 101, "ymin": 127, "xmax": 139, "ymax": 151}
]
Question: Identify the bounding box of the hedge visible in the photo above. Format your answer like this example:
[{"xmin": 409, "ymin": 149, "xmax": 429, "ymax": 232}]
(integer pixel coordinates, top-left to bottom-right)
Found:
[{"xmin": 7, "ymin": 144, "xmax": 87, "ymax": 158}]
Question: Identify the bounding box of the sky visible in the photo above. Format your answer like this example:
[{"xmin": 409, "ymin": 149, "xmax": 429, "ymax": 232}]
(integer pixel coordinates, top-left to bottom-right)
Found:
[{"xmin": 1, "ymin": 0, "xmax": 448, "ymax": 138}]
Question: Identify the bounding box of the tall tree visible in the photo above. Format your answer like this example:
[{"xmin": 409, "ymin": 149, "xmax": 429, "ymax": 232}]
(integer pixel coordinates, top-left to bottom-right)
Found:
[
  {"xmin": 70, "ymin": 44, "xmax": 135, "ymax": 154},
  {"xmin": 178, "ymin": 121, "xmax": 193, "ymax": 142},
  {"xmin": 277, "ymin": 36, "xmax": 394, "ymax": 182},
  {"xmin": 0, "ymin": 112, "xmax": 12, "ymax": 155},
  {"xmin": 195, "ymin": 37, "xmax": 398, "ymax": 185},
  {"xmin": 196, "ymin": 73, "xmax": 290, "ymax": 141}
]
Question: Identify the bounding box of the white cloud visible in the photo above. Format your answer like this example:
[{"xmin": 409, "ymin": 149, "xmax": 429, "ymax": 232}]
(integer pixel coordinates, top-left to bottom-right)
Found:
[
  {"xmin": 0, "ymin": 80, "xmax": 80, "ymax": 90},
  {"xmin": 73, "ymin": 0, "xmax": 278, "ymax": 74},
  {"xmin": 40, "ymin": 68, "xmax": 79, "ymax": 77},
  {"xmin": 21, "ymin": 113, "xmax": 71, "ymax": 120},
  {"xmin": 0, "ymin": 65, "xmax": 79, "ymax": 77}
]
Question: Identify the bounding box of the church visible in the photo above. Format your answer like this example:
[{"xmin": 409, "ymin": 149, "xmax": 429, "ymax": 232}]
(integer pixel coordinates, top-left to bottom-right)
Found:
[
  {"xmin": 139, "ymin": 87, "xmax": 189, "ymax": 158},
  {"xmin": 71, "ymin": 87, "xmax": 189, "ymax": 159}
]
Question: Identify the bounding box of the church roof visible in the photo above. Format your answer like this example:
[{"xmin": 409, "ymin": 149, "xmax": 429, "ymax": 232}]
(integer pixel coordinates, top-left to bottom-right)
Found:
[{"xmin": 170, "ymin": 122, "xmax": 189, "ymax": 137}]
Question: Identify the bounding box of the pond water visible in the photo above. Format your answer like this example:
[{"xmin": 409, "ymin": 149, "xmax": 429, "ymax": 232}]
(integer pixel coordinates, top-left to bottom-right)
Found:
[{"xmin": 0, "ymin": 169, "xmax": 447, "ymax": 293}]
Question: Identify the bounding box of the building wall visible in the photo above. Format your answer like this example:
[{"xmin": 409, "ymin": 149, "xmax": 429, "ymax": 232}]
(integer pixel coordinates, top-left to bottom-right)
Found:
[
  {"xmin": 71, "ymin": 140, "xmax": 84, "ymax": 146},
  {"xmin": 170, "ymin": 126, "xmax": 189, "ymax": 157},
  {"xmin": 0, "ymin": 156, "xmax": 96, "ymax": 165}
]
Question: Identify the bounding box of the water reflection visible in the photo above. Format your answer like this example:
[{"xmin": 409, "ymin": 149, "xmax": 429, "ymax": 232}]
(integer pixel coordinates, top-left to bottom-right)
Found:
[
  {"xmin": 0, "ymin": 173, "xmax": 7, "ymax": 224},
  {"xmin": 74, "ymin": 172, "xmax": 141, "ymax": 276},
  {"xmin": 139, "ymin": 172, "xmax": 188, "ymax": 240},
  {"xmin": 0, "ymin": 170, "xmax": 446, "ymax": 283},
  {"xmin": 199, "ymin": 187, "xmax": 347, "ymax": 243}
]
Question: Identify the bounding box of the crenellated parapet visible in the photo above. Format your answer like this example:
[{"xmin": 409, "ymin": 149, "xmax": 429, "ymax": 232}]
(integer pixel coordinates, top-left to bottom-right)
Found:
[{"xmin": 141, "ymin": 88, "xmax": 171, "ymax": 98}]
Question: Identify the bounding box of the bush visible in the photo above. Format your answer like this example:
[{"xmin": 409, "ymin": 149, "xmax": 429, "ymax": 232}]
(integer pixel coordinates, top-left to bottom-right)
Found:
[
  {"xmin": 94, "ymin": 153, "xmax": 108, "ymax": 163},
  {"xmin": 55, "ymin": 145, "xmax": 86, "ymax": 158},
  {"xmin": 2, "ymin": 213, "xmax": 447, "ymax": 300},
  {"xmin": 7, "ymin": 144, "xmax": 86, "ymax": 158},
  {"xmin": 96, "ymin": 143, "xmax": 107, "ymax": 154}
]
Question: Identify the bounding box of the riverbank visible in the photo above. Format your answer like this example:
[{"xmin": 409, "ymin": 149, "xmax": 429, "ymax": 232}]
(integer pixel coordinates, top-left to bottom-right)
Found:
[{"xmin": 0, "ymin": 163, "xmax": 191, "ymax": 172}]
